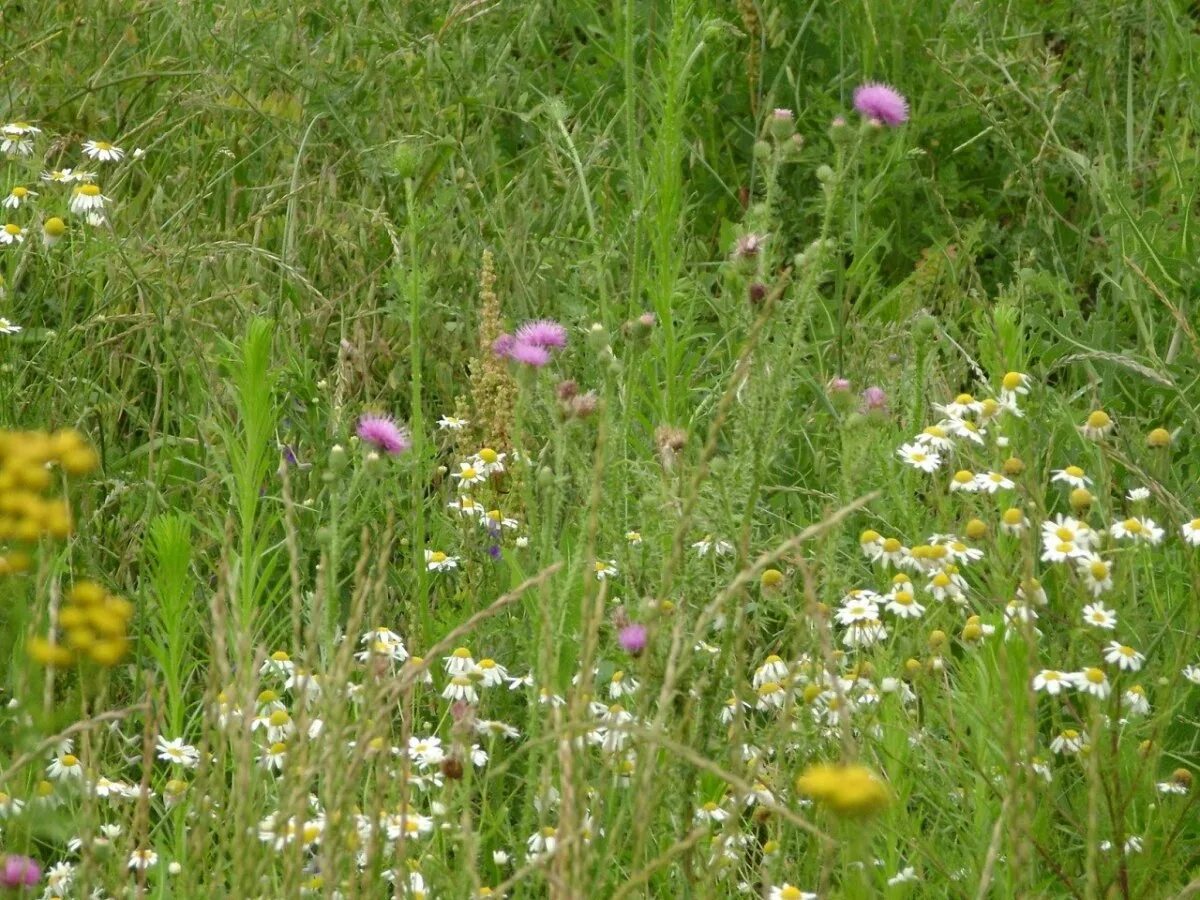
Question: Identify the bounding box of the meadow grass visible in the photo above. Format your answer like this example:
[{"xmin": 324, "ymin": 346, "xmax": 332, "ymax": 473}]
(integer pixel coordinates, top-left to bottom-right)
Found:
[{"xmin": 0, "ymin": 0, "xmax": 1198, "ymax": 897}]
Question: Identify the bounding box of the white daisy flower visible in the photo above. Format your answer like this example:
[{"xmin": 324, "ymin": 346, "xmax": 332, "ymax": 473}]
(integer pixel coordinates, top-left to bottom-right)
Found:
[
  {"xmin": 0, "ymin": 223, "xmax": 25, "ymax": 244},
  {"xmin": 0, "ymin": 317, "xmax": 22, "ymax": 335},
  {"xmin": 1071, "ymin": 667, "xmax": 1111, "ymax": 699},
  {"xmin": 436, "ymin": 415, "xmax": 469, "ymax": 430},
  {"xmin": 1180, "ymin": 518, "xmax": 1200, "ymax": 546},
  {"xmin": 1110, "ymin": 517, "xmax": 1164, "ymax": 545},
  {"xmin": 1051, "ymin": 466, "xmax": 1091, "ymax": 489},
  {"xmin": 1075, "ymin": 554, "xmax": 1114, "ymax": 596},
  {"xmin": 1050, "ymin": 729, "xmax": 1086, "ymax": 754},
  {"xmin": 450, "ymin": 461, "xmax": 487, "ymax": 486},
  {"xmin": 2, "ymin": 186, "xmax": 35, "ymax": 209},
  {"xmin": 1033, "ymin": 669, "xmax": 1070, "ymax": 695},
  {"xmin": 68, "ymin": 183, "xmax": 111, "ymax": 215},
  {"xmin": 1104, "ymin": 642, "xmax": 1144, "ymax": 672},
  {"xmin": 1081, "ymin": 602, "xmax": 1117, "ymax": 630},
  {"xmin": 897, "ymin": 442, "xmax": 942, "ymax": 473},
  {"xmin": 974, "ymin": 470, "xmax": 1015, "ymax": 493},
  {"xmin": 425, "ymin": 550, "xmax": 459, "ymax": 572},
  {"xmin": 82, "ymin": 140, "xmax": 125, "ymax": 162}
]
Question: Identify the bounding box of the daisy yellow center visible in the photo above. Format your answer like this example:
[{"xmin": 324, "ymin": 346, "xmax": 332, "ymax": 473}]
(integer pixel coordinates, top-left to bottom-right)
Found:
[
  {"xmin": 1062, "ymin": 729, "xmax": 1079, "ymax": 739},
  {"xmin": 1085, "ymin": 667, "xmax": 1105, "ymax": 684},
  {"xmin": 928, "ymin": 545, "xmax": 948, "ymax": 559},
  {"xmin": 61, "ymin": 754, "xmax": 78, "ymax": 766},
  {"xmin": 892, "ymin": 574, "xmax": 910, "ymax": 585},
  {"xmin": 860, "ymin": 530, "xmax": 880, "ymax": 544},
  {"xmin": 882, "ymin": 538, "xmax": 902, "ymax": 553},
  {"xmin": 759, "ymin": 681, "xmax": 782, "ymax": 695},
  {"xmin": 268, "ymin": 709, "xmax": 290, "ymax": 726},
  {"xmin": 1065, "ymin": 466, "xmax": 1084, "ymax": 478},
  {"xmin": 1056, "ymin": 527, "xmax": 1074, "ymax": 541},
  {"xmin": 1086, "ymin": 410, "xmax": 1111, "ymax": 429},
  {"xmin": 1044, "ymin": 671, "xmax": 1062, "ymax": 681},
  {"xmin": 1057, "ymin": 542, "xmax": 1074, "ymax": 554},
  {"xmin": 1190, "ymin": 519, "xmax": 1200, "ymax": 530},
  {"xmin": 764, "ymin": 654, "xmax": 782, "ymax": 664},
  {"xmin": 478, "ymin": 448, "xmax": 498, "ymax": 463},
  {"xmin": 1002, "ymin": 508, "xmax": 1023, "ymax": 525},
  {"xmin": 924, "ymin": 426, "xmax": 945, "ymax": 438},
  {"xmin": 955, "ymin": 393, "xmax": 974, "ymax": 405},
  {"xmin": 1089, "ymin": 611, "xmax": 1107, "ymax": 623},
  {"xmin": 461, "ymin": 466, "xmax": 477, "ymax": 479},
  {"xmin": 980, "ymin": 398, "xmax": 999, "ymax": 416},
  {"xmin": 78, "ymin": 184, "xmax": 101, "ymax": 197},
  {"xmin": 4, "ymin": 224, "xmax": 20, "ymax": 235},
  {"xmin": 1118, "ymin": 646, "xmax": 1134, "ymax": 657},
  {"xmin": 269, "ymin": 742, "xmax": 286, "ymax": 754},
  {"xmin": 429, "ymin": 551, "xmax": 447, "ymax": 563},
  {"xmin": 451, "ymin": 647, "xmax": 471, "ymax": 658},
  {"xmin": 953, "ymin": 470, "xmax": 973, "ymax": 484},
  {"xmin": 478, "ymin": 658, "xmax": 495, "ymax": 669},
  {"xmin": 11, "ymin": 187, "xmax": 27, "ymax": 198},
  {"xmin": 1123, "ymin": 519, "xmax": 1143, "ymax": 534},
  {"xmin": 910, "ymin": 450, "xmax": 927, "ymax": 461},
  {"xmin": 1089, "ymin": 562, "xmax": 1108, "ymax": 579},
  {"xmin": 1002, "ymin": 372, "xmax": 1024, "ymax": 390},
  {"xmin": 894, "ymin": 591, "xmax": 913, "ymax": 605},
  {"xmin": 258, "ymin": 690, "xmax": 279, "ymax": 703},
  {"xmin": 702, "ymin": 801, "xmax": 718, "ymax": 811},
  {"xmin": 931, "ymin": 573, "xmax": 950, "ymax": 588},
  {"xmin": 92, "ymin": 141, "xmax": 113, "ymax": 150},
  {"xmin": 271, "ymin": 650, "xmax": 290, "ymax": 661},
  {"xmin": 780, "ymin": 888, "xmax": 804, "ymax": 900}
]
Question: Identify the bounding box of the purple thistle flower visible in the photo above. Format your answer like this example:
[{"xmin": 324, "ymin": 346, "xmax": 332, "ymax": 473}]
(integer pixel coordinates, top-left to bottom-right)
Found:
[
  {"xmin": 508, "ymin": 340, "xmax": 551, "ymax": 367},
  {"xmin": 617, "ymin": 623, "xmax": 648, "ymax": 656},
  {"xmin": 853, "ymin": 83, "xmax": 908, "ymax": 126},
  {"xmin": 0, "ymin": 855, "xmax": 40, "ymax": 888},
  {"xmin": 492, "ymin": 333, "xmax": 516, "ymax": 357},
  {"xmin": 861, "ymin": 386, "xmax": 888, "ymax": 412},
  {"xmin": 356, "ymin": 414, "xmax": 411, "ymax": 455},
  {"xmin": 515, "ymin": 319, "xmax": 567, "ymax": 349}
]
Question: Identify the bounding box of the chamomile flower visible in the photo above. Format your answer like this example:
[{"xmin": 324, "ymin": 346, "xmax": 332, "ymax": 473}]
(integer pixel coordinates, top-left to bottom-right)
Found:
[
  {"xmin": 974, "ymin": 470, "xmax": 1015, "ymax": 493},
  {"xmin": 1183, "ymin": 664, "xmax": 1200, "ymax": 685},
  {"xmin": 442, "ymin": 675, "xmax": 479, "ymax": 704},
  {"xmin": 625, "ymin": 530, "xmax": 642, "ymax": 545},
  {"xmin": 1071, "ymin": 667, "xmax": 1111, "ymax": 699},
  {"xmin": 474, "ymin": 658, "xmax": 509, "ymax": 687},
  {"xmin": 1050, "ymin": 728, "xmax": 1086, "ymax": 755},
  {"xmin": 768, "ymin": 885, "xmax": 817, "ymax": 900},
  {"xmin": 608, "ymin": 670, "xmax": 639, "ymax": 698},
  {"xmin": 2, "ymin": 186, "xmax": 35, "ymax": 209},
  {"xmin": 945, "ymin": 417, "xmax": 985, "ymax": 446},
  {"xmin": 1111, "ymin": 517, "xmax": 1164, "ymax": 545},
  {"xmin": 915, "ymin": 424, "xmax": 955, "ymax": 451},
  {"xmin": 594, "ymin": 559, "xmax": 618, "ymax": 579},
  {"xmin": 444, "ymin": 647, "xmax": 476, "ymax": 675},
  {"xmin": 1080, "ymin": 409, "xmax": 1114, "ymax": 441},
  {"xmin": 836, "ymin": 595, "xmax": 880, "ymax": 625},
  {"xmin": 927, "ymin": 570, "xmax": 966, "ymax": 605},
  {"xmin": 949, "ymin": 469, "xmax": 978, "ymax": 492},
  {"xmin": 1033, "ymin": 670, "xmax": 1070, "ymax": 695},
  {"xmin": 755, "ymin": 681, "xmax": 788, "ymax": 710},
  {"xmin": 436, "ymin": 415, "xmax": 468, "ymax": 430},
  {"xmin": 1181, "ymin": 518, "xmax": 1200, "ymax": 546},
  {"xmin": 47, "ymin": 753, "xmax": 83, "ymax": 780},
  {"xmin": 1000, "ymin": 507, "xmax": 1028, "ymax": 534},
  {"xmin": 155, "ymin": 737, "xmax": 200, "ymax": 768},
  {"xmin": 859, "ymin": 529, "xmax": 884, "ymax": 560},
  {"xmin": 0, "ymin": 223, "xmax": 25, "ymax": 244},
  {"xmin": 936, "ymin": 393, "xmax": 982, "ymax": 419},
  {"xmin": 447, "ymin": 496, "xmax": 484, "ymax": 518},
  {"xmin": 753, "ymin": 654, "xmax": 790, "ymax": 688},
  {"xmin": 1127, "ymin": 487, "xmax": 1151, "ymax": 503},
  {"xmin": 425, "ymin": 550, "xmax": 459, "ymax": 572},
  {"xmin": 885, "ymin": 589, "xmax": 925, "ymax": 619},
  {"xmin": 1051, "ymin": 466, "xmax": 1091, "ymax": 489},
  {"xmin": 0, "ymin": 317, "xmax": 21, "ymax": 334},
  {"xmin": 0, "ymin": 124, "xmax": 37, "ymax": 156},
  {"xmin": 450, "ymin": 461, "xmax": 487, "ymax": 486},
  {"xmin": 1104, "ymin": 642, "xmax": 1144, "ymax": 672},
  {"xmin": 356, "ymin": 627, "xmax": 408, "ymax": 663},
  {"xmin": 128, "ymin": 849, "xmax": 158, "ymax": 871},
  {"xmin": 81, "ymin": 140, "xmax": 125, "ymax": 163},
  {"xmin": 999, "ymin": 371, "xmax": 1031, "ymax": 404},
  {"xmin": 1075, "ymin": 554, "xmax": 1114, "ymax": 596},
  {"xmin": 1082, "ymin": 602, "xmax": 1117, "ymax": 630},
  {"xmin": 693, "ymin": 801, "xmax": 730, "ymax": 825},
  {"xmin": 1123, "ymin": 685, "xmax": 1150, "ymax": 716},
  {"xmin": 897, "ymin": 442, "xmax": 942, "ymax": 473},
  {"xmin": 692, "ymin": 535, "xmax": 734, "ymax": 557},
  {"xmin": 68, "ymin": 183, "xmax": 110, "ymax": 215},
  {"xmin": 842, "ymin": 619, "xmax": 888, "ymax": 648}
]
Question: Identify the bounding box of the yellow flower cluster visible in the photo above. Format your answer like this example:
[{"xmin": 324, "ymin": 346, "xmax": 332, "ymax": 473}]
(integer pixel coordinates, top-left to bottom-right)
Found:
[
  {"xmin": 0, "ymin": 429, "xmax": 97, "ymax": 566},
  {"xmin": 28, "ymin": 580, "xmax": 132, "ymax": 668},
  {"xmin": 795, "ymin": 762, "xmax": 891, "ymax": 818}
]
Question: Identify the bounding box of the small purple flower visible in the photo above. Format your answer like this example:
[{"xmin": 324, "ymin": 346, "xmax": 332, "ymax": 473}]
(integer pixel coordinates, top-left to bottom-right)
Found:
[
  {"xmin": 828, "ymin": 377, "xmax": 852, "ymax": 394},
  {"xmin": 0, "ymin": 855, "xmax": 40, "ymax": 888},
  {"xmin": 853, "ymin": 83, "xmax": 908, "ymax": 126},
  {"xmin": 492, "ymin": 333, "xmax": 516, "ymax": 357},
  {"xmin": 356, "ymin": 414, "xmax": 411, "ymax": 455},
  {"xmin": 515, "ymin": 319, "xmax": 567, "ymax": 349},
  {"xmin": 508, "ymin": 341, "xmax": 551, "ymax": 367},
  {"xmin": 617, "ymin": 623, "xmax": 648, "ymax": 656},
  {"xmin": 861, "ymin": 386, "xmax": 888, "ymax": 412},
  {"xmin": 487, "ymin": 544, "xmax": 502, "ymax": 560}
]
